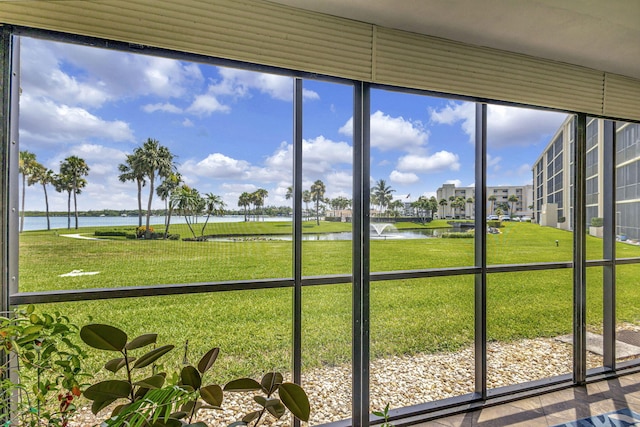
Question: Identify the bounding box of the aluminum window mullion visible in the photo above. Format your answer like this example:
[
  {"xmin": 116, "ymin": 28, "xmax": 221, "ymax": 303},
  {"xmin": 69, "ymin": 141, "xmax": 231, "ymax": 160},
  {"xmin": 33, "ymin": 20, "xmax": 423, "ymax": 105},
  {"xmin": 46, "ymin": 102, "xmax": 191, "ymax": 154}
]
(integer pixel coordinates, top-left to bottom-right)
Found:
[
  {"xmin": 292, "ymin": 78, "xmax": 303, "ymax": 405},
  {"xmin": 474, "ymin": 103, "xmax": 487, "ymax": 397},
  {"xmin": 573, "ymin": 113, "xmax": 587, "ymax": 384},
  {"xmin": 352, "ymin": 81, "xmax": 370, "ymax": 427},
  {"xmin": 602, "ymin": 119, "xmax": 616, "ymax": 369}
]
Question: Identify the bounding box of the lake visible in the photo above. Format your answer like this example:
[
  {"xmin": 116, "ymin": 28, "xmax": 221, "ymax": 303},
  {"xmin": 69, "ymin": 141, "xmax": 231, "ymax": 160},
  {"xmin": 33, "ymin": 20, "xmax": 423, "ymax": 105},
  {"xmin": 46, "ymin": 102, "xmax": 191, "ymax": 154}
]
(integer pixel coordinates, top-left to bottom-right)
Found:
[{"xmin": 20, "ymin": 215, "xmax": 289, "ymax": 231}]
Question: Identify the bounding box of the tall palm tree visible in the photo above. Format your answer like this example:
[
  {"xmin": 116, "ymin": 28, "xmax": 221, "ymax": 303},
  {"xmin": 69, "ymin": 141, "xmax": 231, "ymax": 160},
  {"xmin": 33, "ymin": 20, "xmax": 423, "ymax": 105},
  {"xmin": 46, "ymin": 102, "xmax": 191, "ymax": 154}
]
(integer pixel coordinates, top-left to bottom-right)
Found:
[
  {"xmin": 59, "ymin": 155, "xmax": 89, "ymax": 229},
  {"xmin": 156, "ymin": 172, "xmax": 182, "ymax": 237},
  {"xmin": 448, "ymin": 195, "xmax": 455, "ymax": 217},
  {"xmin": 238, "ymin": 192, "xmax": 251, "ymax": 222},
  {"xmin": 428, "ymin": 196, "xmax": 439, "ymax": 219},
  {"xmin": 439, "ymin": 198, "xmax": 448, "ymax": 219},
  {"xmin": 19, "ymin": 150, "xmax": 38, "ymax": 233},
  {"xmin": 310, "ymin": 180, "xmax": 326, "ymax": 225},
  {"xmin": 466, "ymin": 197, "xmax": 474, "ymax": 219},
  {"xmin": 136, "ymin": 138, "xmax": 176, "ymax": 237},
  {"xmin": 302, "ymin": 190, "xmax": 311, "ymax": 221},
  {"xmin": 508, "ymin": 194, "xmax": 519, "ymax": 217},
  {"xmin": 29, "ymin": 163, "xmax": 55, "ymax": 231},
  {"xmin": 371, "ymin": 179, "xmax": 394, "ymax": 216},
  {"xmin": 252, "ymin": 188, "xmax": 268, "ymax": 221},
  {"xmin": 285, "ymin": 186, "xmax": 293, "ymax": 201},
  {"xmin": 488, "ymin": 194, "xmax": 497, "ymax": 215},
  {"xmin": 201, "ymin": 193, "xmax": 225, "ymax": 236},
  {"xmin": 118, "ymin": 153, "xmax": 146, "ymax": 227}
]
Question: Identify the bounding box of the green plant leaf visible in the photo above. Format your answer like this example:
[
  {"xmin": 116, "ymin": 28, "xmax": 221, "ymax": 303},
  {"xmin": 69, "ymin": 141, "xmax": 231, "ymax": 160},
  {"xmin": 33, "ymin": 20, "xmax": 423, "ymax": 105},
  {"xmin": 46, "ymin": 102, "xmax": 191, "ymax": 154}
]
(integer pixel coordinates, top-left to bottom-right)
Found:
[
  {"xmin": 132, "ymin": 344, "xmax": 174, "ymax": 369},
  {"xmin": 134, "ymin": 374, "xmax": 166, "ymax": 389},
  {"xmin": 150, "ymin": 419, "xmax": 183, "ymax": 427},
  {"xmin": 180, "ymin": 365, "xmax": 201, "ymax": 389},
  {"xmin": 197, "ymin": 347, "xmax": 219, "ymax": 374},
  {"xmin": 84, "ymin": 380, "xmax": 132, "ymax": 402},
  {"xmin": 278, "ymin": 382, "xmax": 310, "ymax": 422},
  {"xmin": 125, "ymin": 333, "xmax": 158, "ymax": 350},
  {"xmin": 105, "ymin": 357, "xmax": 136, "ymax": 373},
  {"xmin": 200, "ymin": 384, "xmax": 223, "ymax": 407},
  {"xmin": 242, "ymin": 411, "xmax": 260, "ymax": 423},
  {"xmin": 224, "ymin": 378, "xmax": 261, "ymax": 392},
  {"xmin": 254, "ymin": 395, "xmax": 267, "ymax": 407},
  {"xmin": 261, "ymin": 372, "xmax": 283, "ymax": 394},
  {"xmin": 91, "ymin": 398, "xmax": 116, "ymax": 415},
  {"xmin": 266, "ymin": 401, "xmax": 286, "ymax": 419},
  {"xmin": 227, "ymin": 422, "xmax": 248, "ymax": 427},
  {"xmin": 80, "ymin": 324, "xmax": 127, "ymax": 351}
]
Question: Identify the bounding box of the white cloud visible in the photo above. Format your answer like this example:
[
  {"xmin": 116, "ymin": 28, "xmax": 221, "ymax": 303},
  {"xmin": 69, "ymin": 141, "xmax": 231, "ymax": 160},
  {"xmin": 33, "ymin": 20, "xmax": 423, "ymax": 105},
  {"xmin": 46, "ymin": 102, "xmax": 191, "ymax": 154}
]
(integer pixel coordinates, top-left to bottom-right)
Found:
[
  {"xmin": 487, "ymin": 154, "xmax": 502, "ymax": 171},
  {"xmin": 142, "ymin": 103, "xmax": 183, "ymax": 114},
  {"xmin": 20, "ymin": 95, "xmax": 135, "ymax": 146},
  {"xmin": 182, "ymin": 118, "xmax": 194, "ymax": 127},
  {"xmin": 389, "ymin": 170, "xmax": 419, "ymax": 184},
  {"xmin": 186, "ymin": 153, "xmax": 251, "ymax": 179},
  {"xmin": 187, "ymin": 94, "xmax": 231, "ymax": 116},
  {"xmin": 429, "ymin": 101, "xmax": 568, "ymax": 148},
  {"xmin": 265, "ymin": 137, "xmax": 352, "ymax": 176},
  {"xmin": 210, "ymin": 68, "xmax": 319, "ymax": 101},
  {"xmin": 396, "ymin": 151, "xmax": 460, "ymax": 173},
  {"xmin": 445, "ymin": 179, "xmax": 463, "ymax": 187},
  {"xmin": 339, "ymin": 111, "xmax": 428, "ymax": 152}
]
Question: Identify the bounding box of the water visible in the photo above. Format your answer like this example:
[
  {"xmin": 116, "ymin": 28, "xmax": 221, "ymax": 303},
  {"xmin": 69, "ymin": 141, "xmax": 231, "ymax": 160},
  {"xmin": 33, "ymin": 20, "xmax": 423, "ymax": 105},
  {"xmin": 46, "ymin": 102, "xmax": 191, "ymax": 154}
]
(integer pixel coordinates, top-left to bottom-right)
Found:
[
  {"xmin": 20, "ymin": 215, "xmax": 289, "ymax": 231},
  {"xmin": 208, "ymin": 228, "xmax": 449, "ymax": 242}
]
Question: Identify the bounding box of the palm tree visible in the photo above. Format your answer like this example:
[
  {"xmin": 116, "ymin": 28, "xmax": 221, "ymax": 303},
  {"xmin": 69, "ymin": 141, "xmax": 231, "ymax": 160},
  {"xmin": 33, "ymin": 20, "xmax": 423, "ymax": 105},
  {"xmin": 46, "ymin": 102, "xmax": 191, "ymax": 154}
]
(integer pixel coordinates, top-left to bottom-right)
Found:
[
  {"xmin": 488, "ymin": 194, "xmax": 497, "ymax": 215},
  {"xmin": 59, "ymin": 155, "xmax": 89, "ymax": 229},
  {"xmin": 428, "ymin": 196, "xmax": 439, "ymax": 220},
  {"xmin": 118, "ymin": 153, "xmax": 146, "ymax": 227},
  {"xmin": 285, "ymin": 186, "xmax": 293, "ymax": 201},
  {"xmin": 29, "ymin": 163, "xmax": 55, "ymax": 231},
  {"xmin": 136, "ymin": 138, "xmax": 176, "ymax": 237},
  {"xmin": 371, "ymin": 179, "xmax": 394, "ymax": 216},
  {"xmin": 19, "ymin": 150, "xmax": 38, "ymax": 233},
  {"xmin": 508, "ymin": 194, "xmax": 519, "ymax": 217},
  {"xmin": 171, "ymin": 185, "xmax": 200, "ymax": 239},
  {"xmin": 310, "ymin": 180, "xmax": 326, "ymax": 225},
  {"xmin": 156, "ymin": 172, "xmax": 182, "ymax": 237},
  {"xmin": 466, "ymin": 197, "xmax": 474, "ymax": 219},
  {"xmin": 53, "ymin": 172, "xmax": 73, "ymax": 229},
  {"xmin": 252, "ymin": 189, "xmax": 269, "ymax": 221},
  {"xmin": 448, "ymin": 195, "xmax": 455, "ymax": 218},
  {"xmin": 238, "ymin": 192, "xmax": 251, "ymax": 222},
  {"xmin": 201, "ymin": 193, "xmax": 225, "ymax": 236},
  {"xmin": 439, "ymin": 198, "xmax": 448, "ymax": 219},
  {"xmin": 302, "ymin": 190, "xmax": 311, "ymax": 221}
]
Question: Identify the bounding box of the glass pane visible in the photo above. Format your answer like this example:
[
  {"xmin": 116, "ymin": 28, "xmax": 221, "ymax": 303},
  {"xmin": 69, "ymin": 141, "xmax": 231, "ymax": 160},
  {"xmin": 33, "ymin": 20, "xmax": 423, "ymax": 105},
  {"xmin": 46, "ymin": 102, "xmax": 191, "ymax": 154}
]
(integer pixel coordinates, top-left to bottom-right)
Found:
[
  {"xmin": 488, "ymin": 106, "xmax": 570, "ymax": 265},
  {"xmin": 369, "ymin": 90, "xmax": 476, "ymax": 270},
  {"xmin": 302, "ymin": 283, "xmax": 352, "ymax": 425},
  {"xmin": 586, "ymin": 266, "xmax": 605, "ymax": 368},
  {"xmin": 370, "ymin": 277, "xmax": 475, "ymax": 411},
  {"xmin": 615, "ymin": 122, "xmax": 640, "ymax": 243},
  {"xmin": 36, "ymin": 290, "xmax": 292, "ymax": 425},
  {"xmin": 616, "ymin": 264, "xmax": 640, "ymax": 364},
  {"xmin": 18, "ymin": 37, "xmax": 293, "ymax": 291},
  {"xmin": 301, "ymin": 79, "xmax": 353, "ymax": 277},
  {"xmin": 487, "ymin": 270, "xmax": 573, "ymax": 388}
]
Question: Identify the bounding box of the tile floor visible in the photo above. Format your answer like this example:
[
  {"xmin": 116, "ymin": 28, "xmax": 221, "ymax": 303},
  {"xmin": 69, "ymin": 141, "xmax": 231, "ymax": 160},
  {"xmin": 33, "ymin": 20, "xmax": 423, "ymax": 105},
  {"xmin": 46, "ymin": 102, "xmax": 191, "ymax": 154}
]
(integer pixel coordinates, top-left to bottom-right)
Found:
[{"xmin": 414, "ymin": 372, "xmax": 640, "ymax": 426}]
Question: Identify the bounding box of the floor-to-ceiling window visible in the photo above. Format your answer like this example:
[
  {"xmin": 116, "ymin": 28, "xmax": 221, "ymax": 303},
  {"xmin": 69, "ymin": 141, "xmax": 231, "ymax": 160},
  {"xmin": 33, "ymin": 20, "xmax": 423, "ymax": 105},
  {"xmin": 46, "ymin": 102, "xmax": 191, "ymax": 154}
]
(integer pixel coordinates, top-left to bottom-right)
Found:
[{"xmin": 5, "ymin": 29, "xmax": 640, "ymax": 427}]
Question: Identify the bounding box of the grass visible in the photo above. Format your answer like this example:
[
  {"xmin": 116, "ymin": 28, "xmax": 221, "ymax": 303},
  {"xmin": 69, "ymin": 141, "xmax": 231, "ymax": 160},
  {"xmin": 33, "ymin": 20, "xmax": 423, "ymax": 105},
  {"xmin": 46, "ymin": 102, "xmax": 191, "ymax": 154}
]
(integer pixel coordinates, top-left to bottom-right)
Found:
[{"xmin": 19, "ymin": 220, "xmax": 640, "ymax": 381}]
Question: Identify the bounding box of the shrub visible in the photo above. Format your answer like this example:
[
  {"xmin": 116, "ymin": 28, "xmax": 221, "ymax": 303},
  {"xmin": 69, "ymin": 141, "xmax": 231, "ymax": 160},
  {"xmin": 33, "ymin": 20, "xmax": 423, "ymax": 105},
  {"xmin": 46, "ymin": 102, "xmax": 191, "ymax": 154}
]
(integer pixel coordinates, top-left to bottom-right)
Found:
[
  {"xmin": 442, "ymin": 232, "xmax": 474, "ymax": 238},
  {"xmin": 591, "ymin": 217, "xmax": 604, "ymax": 227},
  {"xmin": 136, "ymin": 226, "xmax": 154, "ymax": 238},
  {"xmin": 487, "ymin": 220, "xmax": 502, "ymax": 228}
]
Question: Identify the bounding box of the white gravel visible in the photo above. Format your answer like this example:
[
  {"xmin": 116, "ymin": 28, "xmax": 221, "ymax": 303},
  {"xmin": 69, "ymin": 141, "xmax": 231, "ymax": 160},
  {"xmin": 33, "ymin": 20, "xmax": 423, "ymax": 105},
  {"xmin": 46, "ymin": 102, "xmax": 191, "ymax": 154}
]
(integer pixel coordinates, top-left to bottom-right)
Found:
[{"xmin": 66, "ymin": 336, "xmax": 608, "ymax": 426}]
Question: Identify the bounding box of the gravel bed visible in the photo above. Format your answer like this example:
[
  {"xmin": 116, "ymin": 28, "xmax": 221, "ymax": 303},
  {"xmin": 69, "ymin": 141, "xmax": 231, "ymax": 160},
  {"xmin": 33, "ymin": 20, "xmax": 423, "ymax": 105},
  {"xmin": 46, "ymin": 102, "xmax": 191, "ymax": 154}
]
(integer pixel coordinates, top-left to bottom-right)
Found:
[{"xmin": 67, "ymin": 337, "xmax": 605, "ymax": 426}]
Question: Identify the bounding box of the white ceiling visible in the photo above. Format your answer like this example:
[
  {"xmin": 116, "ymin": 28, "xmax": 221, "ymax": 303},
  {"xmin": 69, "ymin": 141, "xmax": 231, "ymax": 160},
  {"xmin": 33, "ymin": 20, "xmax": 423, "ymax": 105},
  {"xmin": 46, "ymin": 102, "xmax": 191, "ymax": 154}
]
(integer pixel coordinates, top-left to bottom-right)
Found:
[{"xmin": 270, "ymin": 0, "xmax": 640, "ymax": 80}]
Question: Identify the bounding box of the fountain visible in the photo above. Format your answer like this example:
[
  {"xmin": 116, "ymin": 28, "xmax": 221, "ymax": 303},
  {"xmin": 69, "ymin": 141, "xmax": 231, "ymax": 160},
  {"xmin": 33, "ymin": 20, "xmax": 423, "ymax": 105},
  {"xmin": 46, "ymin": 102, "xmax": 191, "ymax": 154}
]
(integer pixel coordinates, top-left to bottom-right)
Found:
[{"xmin": 370, "ymin": 223, "xmax": 399, "ymax": 237}]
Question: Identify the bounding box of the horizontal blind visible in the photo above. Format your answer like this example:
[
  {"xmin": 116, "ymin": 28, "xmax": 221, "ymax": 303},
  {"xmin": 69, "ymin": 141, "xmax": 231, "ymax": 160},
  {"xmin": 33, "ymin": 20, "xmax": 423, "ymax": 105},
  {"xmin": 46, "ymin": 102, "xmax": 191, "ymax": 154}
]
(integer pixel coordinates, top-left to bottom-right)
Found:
[
  {"xmin": 0, "ymin": 0, "xmax": 639, "ymax": 120},
  {"xmin": 0, "ymin": 0, "xmax": 373, "ymax": 81},
  {"xmin": 374, "ymin": 27, "xmax": 605, "ymax": 115},
  {"xmin": 603, "ymin": 74, "xmax": 640, "ymax": 119}
]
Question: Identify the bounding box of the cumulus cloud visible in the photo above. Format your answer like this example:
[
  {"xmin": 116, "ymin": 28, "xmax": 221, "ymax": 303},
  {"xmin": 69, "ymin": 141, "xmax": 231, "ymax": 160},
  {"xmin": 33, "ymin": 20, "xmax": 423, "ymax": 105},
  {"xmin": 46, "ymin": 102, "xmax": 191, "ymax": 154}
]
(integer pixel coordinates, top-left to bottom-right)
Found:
[
  {"xmin": 210, "ymin": 68, "xmax": 319, "ymax": 101},
  {"xmin": 186, "ymin": 153, "xmax": 251, "ymax": 179},
  {"xmin": 187, "ymin": 94, "xmax": 231, "ymax": 116},
  {"xmin": 396, "ymin": 151, "xmax": 460, "ymax": 173},
  {"xmin": 142, "ymin": 103, "xmax": 183, "ymax": 114},
  {"xmin": 265, "ymin": 137, "xmax": 352, "ymax": 176},
  {"xmin": 430, "ymin": 101, "xmax": 568, "ymax": 148},
  {"xmin": 20, "ymin": 95, "xmax": 135, "ymax": 146},
  {"xmin": 390, "ymin": 170, "xmax": 420, "ymax": 185},
  {"xmin": 445, "ymin": 179, "xmax": 463, "ymax": 187},
  {"xmin": 340, "ymin": 110, "xmax": 428, "ymax": 152}
]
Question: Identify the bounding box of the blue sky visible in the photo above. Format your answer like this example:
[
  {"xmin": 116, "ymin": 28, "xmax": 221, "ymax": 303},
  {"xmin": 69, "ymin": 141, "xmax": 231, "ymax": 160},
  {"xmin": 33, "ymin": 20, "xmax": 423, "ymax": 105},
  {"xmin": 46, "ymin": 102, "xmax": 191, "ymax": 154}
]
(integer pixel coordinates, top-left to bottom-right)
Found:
[{"xmin": 19, "ymin": 36, "xmax": 569, "ymax": 212}]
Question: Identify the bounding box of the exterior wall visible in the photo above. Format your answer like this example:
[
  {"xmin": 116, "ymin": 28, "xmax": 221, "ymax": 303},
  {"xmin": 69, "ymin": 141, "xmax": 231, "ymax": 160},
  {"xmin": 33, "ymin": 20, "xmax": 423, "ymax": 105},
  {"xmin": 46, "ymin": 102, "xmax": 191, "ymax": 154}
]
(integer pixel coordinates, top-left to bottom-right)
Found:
[
  {"xmin": 533, "ymin": 117, "xmax": 640, "ymax": 240},
  {"xmin": 436, "ymin": 183, "xmax": 533, "ymax": 219}
]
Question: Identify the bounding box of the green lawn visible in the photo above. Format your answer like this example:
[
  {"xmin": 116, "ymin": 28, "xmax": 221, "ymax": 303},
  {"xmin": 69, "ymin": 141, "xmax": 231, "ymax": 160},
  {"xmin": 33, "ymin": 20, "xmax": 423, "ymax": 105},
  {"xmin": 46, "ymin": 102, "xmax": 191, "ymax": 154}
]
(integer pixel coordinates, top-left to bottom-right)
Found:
[{"xmin": 18, "ymin": 221, "xmax": 640, "ymax": 380}]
